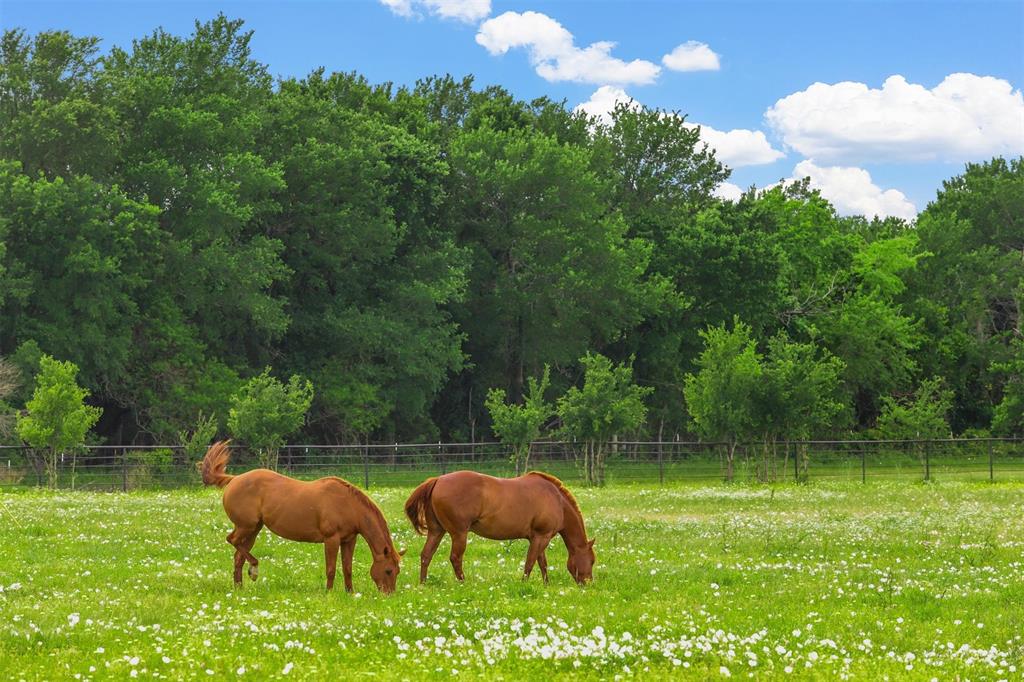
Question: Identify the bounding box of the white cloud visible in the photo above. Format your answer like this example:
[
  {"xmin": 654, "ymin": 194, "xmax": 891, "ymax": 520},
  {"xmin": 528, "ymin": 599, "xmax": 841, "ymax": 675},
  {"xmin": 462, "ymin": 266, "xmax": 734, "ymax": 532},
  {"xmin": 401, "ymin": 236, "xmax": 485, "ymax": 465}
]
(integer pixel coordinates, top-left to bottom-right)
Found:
[
  {"xmin": 476, "ymin": 11, "xmax": 661, "ymax": 85},
  {"xmin": 685, "ymin": 122, "xmax": 784, "ymax": 167},
  {"xmin": 789, "ymin": 160, "xmax": 917, "ymax": 220},
  {"xmin": 379, "ymin": 0, "xmax": 490, "ymax": 23},
  {"xmin": 714, "ymin": 181, "xmax": 745, "ymax": 201},
  {"xmin": 379, "ymin": 0, "xmax": 414, "ymax": 17},
  {"xmin": 574, "ymin": 85, "xmax": 638, "ymax": 123},
  {"xmin": 662, "ymin": 41, "xmax": 720, "ymax": 72},
  {"xmin": 766, "ymin": 73, "xmax": 1024, "ymax": 163},
  {"xmin": 574, "ymin": 88, "xmax": 783, "ymax": 167}
]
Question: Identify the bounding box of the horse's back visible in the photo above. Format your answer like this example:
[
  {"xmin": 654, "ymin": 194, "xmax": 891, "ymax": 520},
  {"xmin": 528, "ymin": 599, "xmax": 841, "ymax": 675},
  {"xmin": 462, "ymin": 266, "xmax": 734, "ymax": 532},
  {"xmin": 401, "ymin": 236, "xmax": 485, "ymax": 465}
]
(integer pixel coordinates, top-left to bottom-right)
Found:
[
  {"xmin": 222, "ymin": 471, "xmax": 358, "ymax": 542},
  {"xmin": 431, "ymin": 471, "xmax": 563, "ymax": 539}
]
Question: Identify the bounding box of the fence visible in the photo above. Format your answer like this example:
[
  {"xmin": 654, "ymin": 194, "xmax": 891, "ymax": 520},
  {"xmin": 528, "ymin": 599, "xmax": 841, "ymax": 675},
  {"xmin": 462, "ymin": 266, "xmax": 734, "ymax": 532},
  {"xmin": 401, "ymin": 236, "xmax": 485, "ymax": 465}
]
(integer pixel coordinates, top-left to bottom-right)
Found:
[{"xmin": 0, "ymin": 438, "xmax": 1022, "ymax": 491}]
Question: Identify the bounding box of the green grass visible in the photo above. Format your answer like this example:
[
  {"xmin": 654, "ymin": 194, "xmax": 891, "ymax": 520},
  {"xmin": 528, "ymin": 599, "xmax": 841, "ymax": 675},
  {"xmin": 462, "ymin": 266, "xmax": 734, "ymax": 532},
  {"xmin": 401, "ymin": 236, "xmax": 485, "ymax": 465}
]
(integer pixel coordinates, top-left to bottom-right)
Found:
[{"xmin": 0, "ymin": 481, "xmax": 1022, "ymax": 680}]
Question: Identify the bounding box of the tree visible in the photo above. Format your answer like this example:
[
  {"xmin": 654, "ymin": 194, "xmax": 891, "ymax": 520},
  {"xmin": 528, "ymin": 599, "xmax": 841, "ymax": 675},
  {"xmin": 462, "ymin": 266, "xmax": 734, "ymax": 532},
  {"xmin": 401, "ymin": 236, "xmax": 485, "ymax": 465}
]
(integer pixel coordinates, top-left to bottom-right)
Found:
[
  {"xmin": 907, "ymin": 157, "xmax": 1023, "ymax": 432},
  {"xmin": 558, "ymin": 354, "xmax": 650, "ymax": 485},
  {"xmin": 595, "ymin": 103, "xmax": 732, "ymax": 436},
  {"xmin": 759, "ymin": 334, "xmax": 846, "ymax": 481},
  {"xmin": 873, "ymin": 377, "xmax": 954, "ymax": 440},
  {"xmin": 485, "ymin": 365, "xmax": 552, "ymax": 475},
  {"xmin": 991, "ymin": 340, "xmax": 1024, "ymax": 436},
  {"xmin": 262, "ymin": 72, "xmax": 466, "ymax": 442},
  {"xmin": 228, "ymin": 369, "xmax": 313, "ymax": 469},
  {"xmin": 684, "ymin": 319, "xmax": 762, "ymax": 481},
  {"xmin": 15, "ymin": 355, "xmax": 101, "ymax": 488},
  {"xmin": 177, "ymin": 411, "xmax": 218, "ymax": 467},
  {"xmin": 448, "ymin": 121, "xmax": 653, "ymax": 410},
  {"xmin": 0, "ymin": 355, "xmax": 18, "ymax": 439}
]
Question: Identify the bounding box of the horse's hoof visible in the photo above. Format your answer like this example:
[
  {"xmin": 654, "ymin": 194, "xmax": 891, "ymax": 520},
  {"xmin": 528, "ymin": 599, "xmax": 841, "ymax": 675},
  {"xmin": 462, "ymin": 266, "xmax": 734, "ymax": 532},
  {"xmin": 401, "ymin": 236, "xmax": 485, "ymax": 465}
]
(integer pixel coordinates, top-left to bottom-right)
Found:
[{"xmin": 249, "ymin": 566, "xmax": 258, "ymax": 581}]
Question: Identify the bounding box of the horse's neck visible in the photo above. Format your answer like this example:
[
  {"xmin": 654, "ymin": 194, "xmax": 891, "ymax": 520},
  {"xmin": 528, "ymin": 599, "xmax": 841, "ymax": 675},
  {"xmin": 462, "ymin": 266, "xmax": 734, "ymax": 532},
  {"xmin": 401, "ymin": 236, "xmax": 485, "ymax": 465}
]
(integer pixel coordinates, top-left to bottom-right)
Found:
[
  {"xmin": 558, "ymin": 497, "xmax": 588, "ymax": 551},
  {"xmin": 355, "ymin": 502, "xmax": 390, "ymax": 555}
]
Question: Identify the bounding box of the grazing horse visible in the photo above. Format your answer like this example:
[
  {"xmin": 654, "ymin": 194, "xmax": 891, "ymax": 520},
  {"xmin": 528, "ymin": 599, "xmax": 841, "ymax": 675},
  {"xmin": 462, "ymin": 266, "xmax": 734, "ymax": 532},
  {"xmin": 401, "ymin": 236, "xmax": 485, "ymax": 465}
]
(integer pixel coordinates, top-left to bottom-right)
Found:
[
  {"xmin": 404, "ymin": 470, "xmax": 595, "ymax": 585},
  {"xmin": 199, "ymin": 441, "xmax": 402, "ymax": 593}
]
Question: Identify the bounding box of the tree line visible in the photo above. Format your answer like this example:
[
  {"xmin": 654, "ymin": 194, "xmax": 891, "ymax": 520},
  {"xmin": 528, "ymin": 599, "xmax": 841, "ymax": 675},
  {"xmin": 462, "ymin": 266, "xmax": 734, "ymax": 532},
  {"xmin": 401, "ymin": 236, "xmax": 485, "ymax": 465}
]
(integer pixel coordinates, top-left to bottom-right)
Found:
[{"xmin": 1, "ymin": 16, "xmax": 1021, "ymax": 455}]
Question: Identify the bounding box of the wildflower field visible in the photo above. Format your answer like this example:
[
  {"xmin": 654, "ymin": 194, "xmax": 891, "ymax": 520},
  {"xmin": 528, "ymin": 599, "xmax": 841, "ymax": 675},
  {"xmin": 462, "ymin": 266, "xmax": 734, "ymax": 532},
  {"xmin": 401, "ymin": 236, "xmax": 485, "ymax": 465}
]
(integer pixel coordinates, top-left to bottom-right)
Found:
[{"xmin": 1, "ymin": 481, "xmax": 1022, "ymax": 680}]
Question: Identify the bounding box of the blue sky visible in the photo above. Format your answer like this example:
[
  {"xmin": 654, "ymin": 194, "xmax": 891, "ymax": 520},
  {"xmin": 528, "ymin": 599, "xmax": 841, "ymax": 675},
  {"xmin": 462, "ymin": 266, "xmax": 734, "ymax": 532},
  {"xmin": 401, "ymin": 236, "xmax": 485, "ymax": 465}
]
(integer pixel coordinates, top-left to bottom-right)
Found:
[{"xmin": 3, "ymin": 0, "xmax": 1023, "ymax": 217}]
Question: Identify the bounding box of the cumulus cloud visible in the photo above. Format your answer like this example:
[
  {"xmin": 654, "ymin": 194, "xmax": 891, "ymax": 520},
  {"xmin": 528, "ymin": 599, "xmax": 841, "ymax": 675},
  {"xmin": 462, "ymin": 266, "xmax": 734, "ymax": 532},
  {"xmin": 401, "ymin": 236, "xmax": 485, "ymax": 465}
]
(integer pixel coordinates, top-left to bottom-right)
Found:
[
  {"xmin": 573, "ymin": 85, "xmax": 638, "ymax": 123},
  {"xmin": 714, "ymin": 181, "xmax": 745, "ymax": 202},
  {"xmin": 685, "ymin": 122, "xmax": 784, "ymax": 167},
  {"xmin": 379, "ymin": 0, "xmax": 491, "ymax": 23},
  {"xmin": 662, "ymin": 41, "xmax": 720, "ymax": 72},
  {"xmin": 789, "ymin": 160, "xmax": 917, "ymax": 220},
  {"xmin": 766, "ymin": 73, "xmax": 1024, "ymax": 163},
  {"xmin": 574, "ymin": 88, "xmax": 784, "ymax": 167},
  {"xmin": 476, "ymin": 11, "xmax": 661, "ymax": 85}
]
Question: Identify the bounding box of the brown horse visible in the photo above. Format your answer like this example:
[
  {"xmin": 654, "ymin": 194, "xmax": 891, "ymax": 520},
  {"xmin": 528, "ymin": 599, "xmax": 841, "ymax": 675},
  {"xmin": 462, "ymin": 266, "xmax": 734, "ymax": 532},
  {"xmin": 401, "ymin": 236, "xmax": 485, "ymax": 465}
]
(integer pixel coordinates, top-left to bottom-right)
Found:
[
  {"xmin": 404, "ymin": 470, "xmax": 595, "ymax": 585},
  {"xmin": 200, "ymin": 441, "xmax": 402, "ymax": 593}
]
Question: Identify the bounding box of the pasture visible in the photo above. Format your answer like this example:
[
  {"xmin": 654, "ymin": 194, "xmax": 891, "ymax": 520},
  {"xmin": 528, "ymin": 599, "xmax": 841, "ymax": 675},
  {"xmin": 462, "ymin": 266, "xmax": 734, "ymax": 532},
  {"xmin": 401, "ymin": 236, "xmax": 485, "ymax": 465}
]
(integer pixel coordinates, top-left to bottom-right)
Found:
[{"xmin": 1, "ymin": 481, "xmax": 1022, "ymax": 680}]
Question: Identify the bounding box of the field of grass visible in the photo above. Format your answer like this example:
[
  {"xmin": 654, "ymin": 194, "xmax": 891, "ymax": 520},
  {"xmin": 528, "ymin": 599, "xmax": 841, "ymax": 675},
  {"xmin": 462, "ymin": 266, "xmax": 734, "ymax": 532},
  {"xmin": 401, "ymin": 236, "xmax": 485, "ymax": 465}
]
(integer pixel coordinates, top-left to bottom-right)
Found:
[{"xmin": 1, "ymin": 481, "xmax": 1022, "ymax": 680}]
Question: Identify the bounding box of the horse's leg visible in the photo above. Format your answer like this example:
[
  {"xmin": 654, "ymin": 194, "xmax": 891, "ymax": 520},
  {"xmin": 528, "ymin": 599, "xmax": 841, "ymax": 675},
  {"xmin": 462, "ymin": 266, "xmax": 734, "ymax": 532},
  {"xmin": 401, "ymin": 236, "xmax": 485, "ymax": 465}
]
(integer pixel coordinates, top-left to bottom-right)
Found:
[
  {"xmin": 538, "ymin": 549, "xmax": 549, "ymax": 584},
  {"xmin": 228, "ymin": 526, "xmax": 258, "ymax": 586},
  {"xmin": 232, "ymin": 544, "xmax": 246, "ymax": 586},
  {"xmin": 524, "ymin": 534, "xmax": 554, "ymax": 583},
  {"xmin": 240, "ymin": 522, "xmax": 263, "ymax": 581},
  {"xmin": 522, "ymin": 536, "xmax": 543, "ymax": 580},
  {"xmin": 419, "ymin": 529, "xmax": 445, "ymax": 584},
  {"xmin": 449, "ymin": 531, "xmax": 468, "ymax": 582},
  {"xmin": 340, "ymin": 538, "xmax": 356, "ymax": 593},
  {"xmin": 324, "ymin": 536, "xmax": 341, "ymax": 591}
]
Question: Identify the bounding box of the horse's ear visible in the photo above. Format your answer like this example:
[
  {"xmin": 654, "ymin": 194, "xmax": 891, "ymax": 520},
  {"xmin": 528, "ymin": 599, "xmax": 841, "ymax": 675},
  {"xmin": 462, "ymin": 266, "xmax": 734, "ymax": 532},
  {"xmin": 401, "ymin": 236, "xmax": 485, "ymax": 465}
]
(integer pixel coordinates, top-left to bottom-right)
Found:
[{"xmin": 588, "ymin": 538, "xmax": 596, "ymax": 548}]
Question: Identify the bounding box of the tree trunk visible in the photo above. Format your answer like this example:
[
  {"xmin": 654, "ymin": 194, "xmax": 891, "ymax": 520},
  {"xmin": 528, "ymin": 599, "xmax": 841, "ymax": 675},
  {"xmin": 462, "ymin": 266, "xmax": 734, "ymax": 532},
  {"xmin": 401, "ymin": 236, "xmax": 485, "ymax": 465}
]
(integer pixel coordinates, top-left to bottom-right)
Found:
[
  {"xmin": 46, "ymin": 447, "xmax": 58, "ymax": 489},
  {"xmin": 726, "ymin": 441, "xmax": 736, "ymax": 482}
]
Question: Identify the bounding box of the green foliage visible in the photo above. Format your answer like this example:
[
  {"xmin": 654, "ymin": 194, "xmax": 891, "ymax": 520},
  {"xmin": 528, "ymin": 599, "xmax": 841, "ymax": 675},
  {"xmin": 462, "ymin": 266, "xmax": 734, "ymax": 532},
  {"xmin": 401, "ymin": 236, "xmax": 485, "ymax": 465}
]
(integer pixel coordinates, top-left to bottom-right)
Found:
[
  {"xmin": 873, "ymin": 377, "xmax": 954, "ymax": 440},
  {"xmin": 7, "ymin": 340, "xmax": 41, "ymax": 405},
  {"xmin": 760, "ymin": 334, "xmax": 846, "ymax": 440},
  {"xmin": 126, "ymin": 448, "xmax": 176, "ymax": 488},
  {"xmin": 991, "ymin": 340, "xmax": 1024, "ymax": 436},
  {"xmin": 449, "ymin": 121, "xmax": 653, "ymax": 410},
  {"xmin": 228, "ymin": 369, "xmax": 313, "ymax": 468},
  {"xmin": 907, "ymin": 158, "xmax": 1023, "ymax": 431},
  {"xmin": 0, "ymin": 17, "xmax": 1017, "ymax": 444},
  {"xmin": 0, "ymin": 355, "xmax": 18, "ymax": 441},
  {"xmin": 177, "ymin": 412, "xmax": 218, "ymax": 465},
  {"xmin": 558, "ymin": 354, "xmax": 650, "ymax": 485},
  {"xmin": 759, "ymin": 334, "xmax": 847, "ymax": 480},
  {"xmin": 485, "ymin": 365, "xmax": 552, "ymax": 474},
  {"xmin": 15, "ymin": 354, "xmax": 101, "ymax": 487},
  {"xmin": 684, "ymin": 319, "xmax": 763, "ymax": 481}
]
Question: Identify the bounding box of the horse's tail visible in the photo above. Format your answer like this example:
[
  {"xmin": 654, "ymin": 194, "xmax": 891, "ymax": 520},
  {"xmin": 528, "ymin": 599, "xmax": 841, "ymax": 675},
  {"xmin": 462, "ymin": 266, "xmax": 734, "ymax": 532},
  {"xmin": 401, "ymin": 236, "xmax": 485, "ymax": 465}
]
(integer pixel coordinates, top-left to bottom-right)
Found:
[
  {"xmin": 199, "ymin": 440, "xmax": 234, "ymax": 488},
  {"xmin": 404, "ymin": 476, "xmax": 439, "ymax": 536}
]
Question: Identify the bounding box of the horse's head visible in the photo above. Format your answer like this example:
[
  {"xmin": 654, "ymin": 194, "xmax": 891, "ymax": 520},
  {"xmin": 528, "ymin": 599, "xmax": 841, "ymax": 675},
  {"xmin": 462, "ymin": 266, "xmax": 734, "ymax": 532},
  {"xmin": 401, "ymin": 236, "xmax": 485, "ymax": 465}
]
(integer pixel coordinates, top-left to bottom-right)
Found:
[
  {"xmin": 567, "ymin": 538, "xmax": 596, "ymax": 585},
  {"xmin": 370, "ymin": 545, "xmax": 404, "ymax": 594}
]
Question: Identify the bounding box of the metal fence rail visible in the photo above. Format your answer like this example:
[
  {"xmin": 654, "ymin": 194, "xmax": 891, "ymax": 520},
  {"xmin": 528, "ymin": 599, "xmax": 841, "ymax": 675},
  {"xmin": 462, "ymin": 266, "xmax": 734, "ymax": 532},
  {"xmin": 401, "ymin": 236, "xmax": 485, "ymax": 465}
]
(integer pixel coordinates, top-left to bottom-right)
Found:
[{"xmin": 1, "ymin": 438, "xmax": 1022, "ymax": 491}]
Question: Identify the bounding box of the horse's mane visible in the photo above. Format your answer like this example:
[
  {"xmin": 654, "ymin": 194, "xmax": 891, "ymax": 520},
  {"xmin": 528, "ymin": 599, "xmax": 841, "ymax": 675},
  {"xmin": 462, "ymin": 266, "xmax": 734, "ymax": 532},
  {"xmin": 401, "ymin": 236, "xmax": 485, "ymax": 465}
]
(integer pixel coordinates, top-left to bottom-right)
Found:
[
  {"xmin": 526, "ymin": 471, "xmax": 583, "ymax": 522},
  {"xmin": 327, "ymin": 477, "xmax": 399, "ymax": 555}
]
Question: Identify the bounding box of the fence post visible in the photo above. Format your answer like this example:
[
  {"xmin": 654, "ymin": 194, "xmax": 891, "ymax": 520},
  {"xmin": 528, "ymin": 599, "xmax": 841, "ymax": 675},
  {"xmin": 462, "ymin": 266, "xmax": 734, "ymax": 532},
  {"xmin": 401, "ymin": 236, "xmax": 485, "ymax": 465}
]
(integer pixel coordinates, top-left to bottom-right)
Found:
[
  {"xmin": 363, "ymin": 445, "xmax": 370, "ymax": 490},
  {"xmin": 793, "ymin": 443, "xmax": 799, "ymax": 482},
  {"xmin": 121, "ymin": 446, "xmax": 128, "ymax": 492},
  {"xmin": 861, "ymin": 445, "xmax": 866, "ymax": 484},
  {"xmin": 658, "ymin": 442, "xmax": 664, "ymax": 486},
  {"xmin": 924, "ymin": 441, "xmax": 930, "ymax": 482},
  {"xmin": 988, "ymin": 440, "xmax": 994, "ymax": 482},
  {"xmin": 439, "ymin": 441, "xmax": 446, "ymax": 476}
]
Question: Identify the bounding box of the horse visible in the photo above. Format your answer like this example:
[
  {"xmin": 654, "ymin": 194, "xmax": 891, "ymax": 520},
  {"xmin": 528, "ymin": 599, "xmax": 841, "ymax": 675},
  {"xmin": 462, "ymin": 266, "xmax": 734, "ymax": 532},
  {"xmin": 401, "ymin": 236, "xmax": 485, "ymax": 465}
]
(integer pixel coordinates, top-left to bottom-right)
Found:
[
  {"xmin": 199, "ymin": 441, "xmax": 403, "ymax": 593},
  {"xmin": 404, "ymin": 470, "xmax": 595, "ymax": 585}
]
